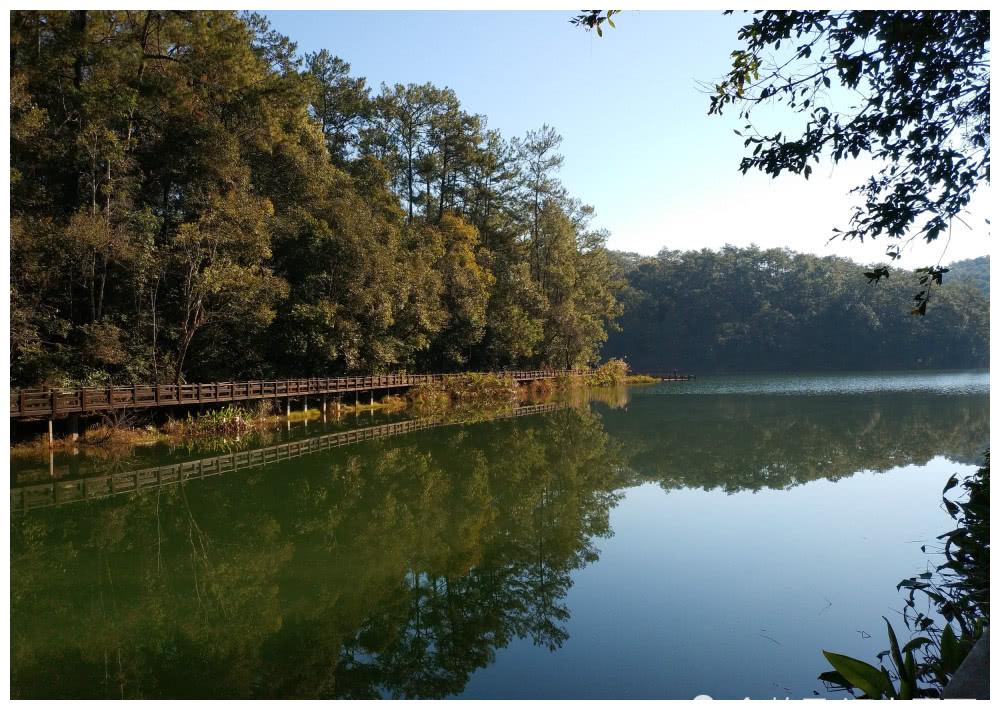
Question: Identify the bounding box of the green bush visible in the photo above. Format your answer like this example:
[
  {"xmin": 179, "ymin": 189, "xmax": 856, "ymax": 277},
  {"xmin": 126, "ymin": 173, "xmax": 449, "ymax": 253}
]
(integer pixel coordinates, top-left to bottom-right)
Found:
[{"xmin": 585, "ymin": 359, "xmax": 629, "ymax": 387}]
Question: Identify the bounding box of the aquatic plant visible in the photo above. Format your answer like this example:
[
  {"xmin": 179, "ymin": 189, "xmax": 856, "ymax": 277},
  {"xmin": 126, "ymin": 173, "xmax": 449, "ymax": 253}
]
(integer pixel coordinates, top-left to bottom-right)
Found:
[{"xmin": 819, "ymin": 453, "xmax": 990, "ymax": 698}]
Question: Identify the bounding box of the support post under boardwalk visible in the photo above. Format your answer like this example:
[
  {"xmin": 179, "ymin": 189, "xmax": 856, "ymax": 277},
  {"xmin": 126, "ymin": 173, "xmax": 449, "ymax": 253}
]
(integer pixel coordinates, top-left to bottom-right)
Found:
[
  {"xmin": 303, "ymin": 395, "xmax": 308, "ymax": 412},
  {"xmin": 68, "ymin": 414, "xmax": 79, "ymax": 442},
  {"xmin": 286, "ymin": 397, "xmax": 291, "ymax": 417},
  {"xmin": 48, "ymin": 418, "xmax": 53, "ymax": 447}
]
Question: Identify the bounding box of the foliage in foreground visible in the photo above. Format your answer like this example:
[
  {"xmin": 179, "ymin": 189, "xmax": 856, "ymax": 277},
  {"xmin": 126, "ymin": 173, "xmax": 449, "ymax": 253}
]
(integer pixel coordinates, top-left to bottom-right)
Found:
[
  {"xmin": 820, "ymin": 453, "xmax": 990, "ymax": 698},
  {"xmin": 578, "ymin": 11, "xmax": 989, "ymax": 315}
]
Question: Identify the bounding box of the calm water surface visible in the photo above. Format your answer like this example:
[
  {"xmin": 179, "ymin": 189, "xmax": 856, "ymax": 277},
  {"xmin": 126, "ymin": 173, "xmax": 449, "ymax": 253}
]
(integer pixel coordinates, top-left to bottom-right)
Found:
[{"xmin": 9, "ymin": 372, "xmax": 989, "ymax": 698}]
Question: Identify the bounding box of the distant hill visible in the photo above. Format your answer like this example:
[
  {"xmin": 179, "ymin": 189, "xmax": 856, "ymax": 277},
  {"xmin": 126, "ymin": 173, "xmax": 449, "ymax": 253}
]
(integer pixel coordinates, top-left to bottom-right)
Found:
[
  {"xmin": 947, "ymin": 256, "xmax": 989, "ymax": 296},
  {"xmin": 603, "ymin": 245, "xmax": 989, "ymax": 373}
]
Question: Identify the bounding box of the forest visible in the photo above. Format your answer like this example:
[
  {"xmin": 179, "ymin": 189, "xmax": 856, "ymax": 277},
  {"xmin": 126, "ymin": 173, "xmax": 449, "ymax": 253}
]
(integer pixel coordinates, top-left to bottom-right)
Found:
[
  {"xmin": 605, "ymin": 247, "xmax": 989, "ymax": 373},
  {"xmin": 10, "ymin": 10, "xmax": 621, "ymax": 388},
  {"xmin": 9, "ymin": 11, "xmax": 989, "ymax": 388}
]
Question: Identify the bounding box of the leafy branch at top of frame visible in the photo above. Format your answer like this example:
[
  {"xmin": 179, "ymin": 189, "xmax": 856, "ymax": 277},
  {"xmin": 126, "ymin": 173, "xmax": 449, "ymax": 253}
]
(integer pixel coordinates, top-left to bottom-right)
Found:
[{"xmin": 570, "ymin": 11, "xmax": 620, "ymax": 38}]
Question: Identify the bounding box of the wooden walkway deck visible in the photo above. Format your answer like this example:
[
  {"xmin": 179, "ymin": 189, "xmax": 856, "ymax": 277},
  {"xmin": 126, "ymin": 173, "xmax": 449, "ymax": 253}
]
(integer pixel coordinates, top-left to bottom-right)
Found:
[
  {"xmin": 10, "ymin": 370, "xmax": 590, "ymax": 420},
  {"xmin": 11, "ymin": 403, "xmax": 562, "ymax": 512}
]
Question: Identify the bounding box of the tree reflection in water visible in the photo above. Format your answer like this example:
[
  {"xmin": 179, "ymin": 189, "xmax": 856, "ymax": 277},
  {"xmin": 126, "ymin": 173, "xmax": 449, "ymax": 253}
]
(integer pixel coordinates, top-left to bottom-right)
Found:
[
  {"xmin": 11, "ymin": 407, "xmax": 622, "ymax": 699},
  {"xmin": 10, "ymin": 391, "xmax": 988, "ymax": 698}
]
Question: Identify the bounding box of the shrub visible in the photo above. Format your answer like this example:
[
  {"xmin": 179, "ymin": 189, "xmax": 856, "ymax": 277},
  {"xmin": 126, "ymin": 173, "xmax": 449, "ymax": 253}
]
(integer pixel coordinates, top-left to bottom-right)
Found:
[
  {"xmin": 585, "ymin": 358, "xmax": 629, "ymax": 387},
  {"xmin": 519, "ymin": 379, "xmax": 554, "ymax": 400},
  {"xmin": 407, "ymin": 381, "xmax": 452, "ymax": 414},
  {"xmin": 407, "ymin": 374, "xmax": 517, "ymax": 415}
]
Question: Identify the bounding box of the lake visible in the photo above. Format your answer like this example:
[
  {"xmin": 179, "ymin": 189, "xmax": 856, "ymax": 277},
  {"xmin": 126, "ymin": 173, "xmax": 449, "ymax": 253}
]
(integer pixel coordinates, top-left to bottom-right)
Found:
[{"xmin": 9, "ymin": 371, "xmax": 989, "ymax": 699}]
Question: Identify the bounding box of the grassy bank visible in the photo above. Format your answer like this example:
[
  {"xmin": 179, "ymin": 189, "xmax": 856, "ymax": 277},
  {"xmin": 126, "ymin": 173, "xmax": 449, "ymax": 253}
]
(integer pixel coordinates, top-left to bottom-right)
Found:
[{"xmin": 624, "ymin": 374, "xmax": 660, "ymax": 384}]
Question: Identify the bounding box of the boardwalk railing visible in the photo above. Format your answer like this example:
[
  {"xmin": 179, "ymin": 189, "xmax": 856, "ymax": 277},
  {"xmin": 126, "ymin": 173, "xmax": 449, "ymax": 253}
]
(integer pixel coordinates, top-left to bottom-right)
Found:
[
  {"xmin": 10, "ymin": 370, "xmax": 592, "ymax": 419},
  {"xmin": 11, "ymin": 403, "xmax": 563, "ymax": 512}
]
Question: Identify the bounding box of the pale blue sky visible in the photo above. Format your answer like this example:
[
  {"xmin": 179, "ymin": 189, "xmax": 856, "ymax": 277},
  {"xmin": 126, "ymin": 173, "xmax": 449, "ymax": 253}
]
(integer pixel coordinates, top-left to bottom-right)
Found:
[{"xmin": 263, "ymin": 10, "xmax": 988, "ymax": 267}]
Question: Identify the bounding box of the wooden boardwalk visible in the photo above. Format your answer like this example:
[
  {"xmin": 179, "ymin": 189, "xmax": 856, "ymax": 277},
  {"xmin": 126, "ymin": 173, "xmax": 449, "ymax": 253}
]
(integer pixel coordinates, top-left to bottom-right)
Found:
[
  {"xmin": 10, "ymin": 370, "xmax": 590, "ymax": 420},
  {"xmin": 11, "ymin": 403, "xmax": 563, "ymax": 512}
]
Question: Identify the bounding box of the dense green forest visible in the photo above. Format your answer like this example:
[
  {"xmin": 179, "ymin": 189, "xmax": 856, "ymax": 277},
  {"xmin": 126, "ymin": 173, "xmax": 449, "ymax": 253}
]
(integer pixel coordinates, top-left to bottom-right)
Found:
[
  {"xmin": 605, "ymin": 247, "xmax": 989, "ymax": 373},
  {"xmin": 9, "ymin": 11, "xmax": 990, "ymax": 388},
  {"xmin": 947, "ymin": 256, "xmax": 990, "ymax": 297},
  {"xmin": 10, "ymin": 10, "xmax": 621, "ymax": 387}
]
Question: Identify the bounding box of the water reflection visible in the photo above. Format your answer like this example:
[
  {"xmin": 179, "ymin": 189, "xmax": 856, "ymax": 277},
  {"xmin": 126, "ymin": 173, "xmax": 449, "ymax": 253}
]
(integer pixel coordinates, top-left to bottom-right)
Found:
[
  {"xmin": 11, "ymin": 407, "xmax": 622, "ymax": 699},
  {"xmin": 606, "ymin": 392, "xmax": 988, "ymax": 491},
  {"xmin": 11, "ymin": 404, "xmax": 564, "ymax": 511},
  {"xmin": 9, "ymin": 385, "xmax": 989, "ymax": 699}
]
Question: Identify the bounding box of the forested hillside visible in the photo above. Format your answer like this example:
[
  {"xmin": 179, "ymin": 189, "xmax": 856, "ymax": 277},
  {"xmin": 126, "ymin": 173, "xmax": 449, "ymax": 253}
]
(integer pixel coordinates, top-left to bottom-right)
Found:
[
  {"xmin": 9, "ymin": 11, "xmax": 989, "ymax": 388},
  {"xmin": 947, "ymin": 256, "xmax": 989, "ymax": 297},
  {"xmin": 604, "ymin": 247, "xmax": 989, "ymax": 373},
  {"xmin": 10, "ymin": 11, "xmax": 622, "ymax": 387}
]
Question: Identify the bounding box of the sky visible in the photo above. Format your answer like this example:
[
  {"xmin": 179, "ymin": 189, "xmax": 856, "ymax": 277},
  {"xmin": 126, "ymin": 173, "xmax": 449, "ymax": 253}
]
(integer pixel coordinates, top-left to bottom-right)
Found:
[{"xmin": 263, "ymin": 10, "xmax": 989, "ymax": 269}]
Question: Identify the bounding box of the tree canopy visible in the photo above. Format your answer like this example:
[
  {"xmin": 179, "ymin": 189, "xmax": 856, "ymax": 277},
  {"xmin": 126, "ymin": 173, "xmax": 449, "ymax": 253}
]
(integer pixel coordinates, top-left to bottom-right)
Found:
[
  {"xmin": 10, "ymin": 10, "xmax": 623, "ymax": 387},
  {"xmin": 604, "ymin": 246, "xmax": 989, "ymax": 373}
]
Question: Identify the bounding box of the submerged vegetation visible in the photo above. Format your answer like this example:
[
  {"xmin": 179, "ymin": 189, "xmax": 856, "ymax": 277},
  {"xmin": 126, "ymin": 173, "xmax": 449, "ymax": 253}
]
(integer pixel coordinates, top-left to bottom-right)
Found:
[
  {"xmin": 623, "ymin": 374, "xmax": 659, "ymax": 384},
  {"xmin": 407, "ymin": 374, "xmax": 523, "ymax": 418},
  {"xmin": 820, "ymin": 454, "xmax": 990, "ymax": 698}
]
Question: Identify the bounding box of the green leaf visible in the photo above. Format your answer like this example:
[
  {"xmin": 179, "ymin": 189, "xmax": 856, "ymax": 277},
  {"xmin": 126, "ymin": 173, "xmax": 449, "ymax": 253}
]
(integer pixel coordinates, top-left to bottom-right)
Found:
[
  {"xmin": 884, "ymin": 617, "xmax": 906, "ymax": 679},
  {"xmin": 939, "ymin": 624, "xmax": 961, "ymax": 673},
  {"xmin": 817, "ymin": 669, "xmax": 850, "ymax": 689},
  {"xmin": 822, "ymin": 651, "xmax": 893, "ymax": 698}
]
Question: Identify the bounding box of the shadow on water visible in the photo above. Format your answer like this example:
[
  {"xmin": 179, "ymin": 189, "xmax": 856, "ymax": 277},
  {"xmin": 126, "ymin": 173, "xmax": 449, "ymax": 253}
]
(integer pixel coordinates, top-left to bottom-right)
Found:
[{"xmin": 9, "ymin": 385, "xmax": 989, "ymax": 698}]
